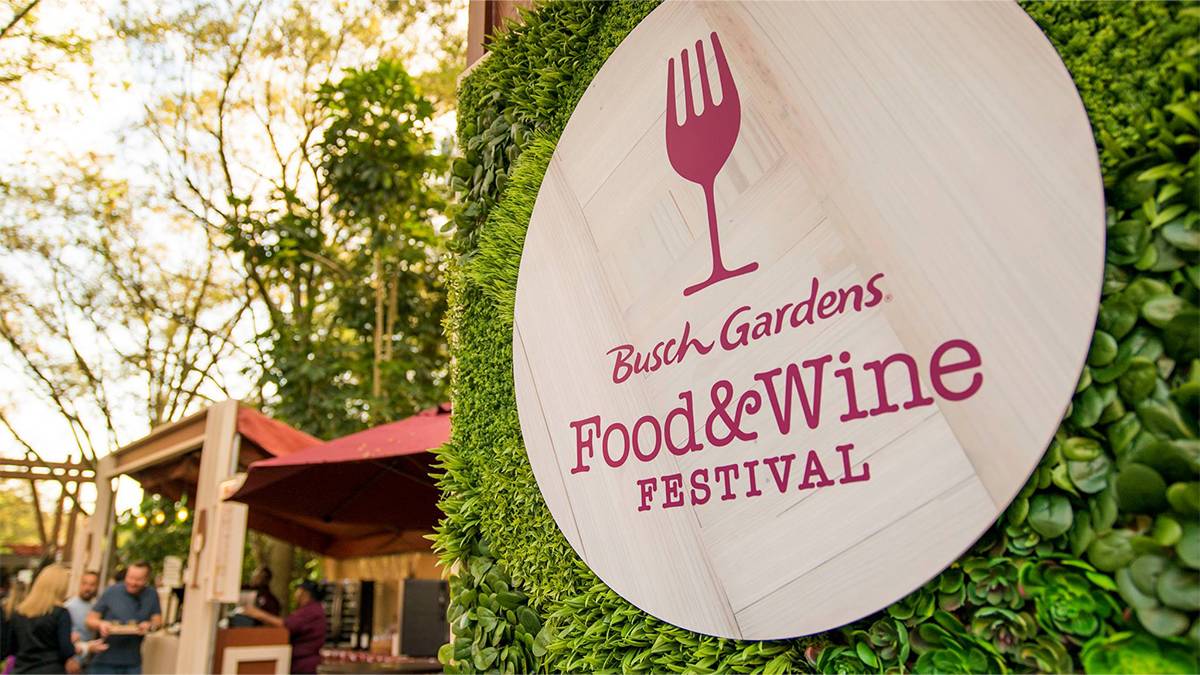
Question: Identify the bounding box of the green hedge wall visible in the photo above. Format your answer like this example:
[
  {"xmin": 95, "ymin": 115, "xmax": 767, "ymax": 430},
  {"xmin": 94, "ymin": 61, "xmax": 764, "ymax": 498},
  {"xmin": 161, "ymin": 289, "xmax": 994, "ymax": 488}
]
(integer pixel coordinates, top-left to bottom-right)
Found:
[{"xmin": 435, "ymin": 2, "xmax": 1200, "ymax": 672}]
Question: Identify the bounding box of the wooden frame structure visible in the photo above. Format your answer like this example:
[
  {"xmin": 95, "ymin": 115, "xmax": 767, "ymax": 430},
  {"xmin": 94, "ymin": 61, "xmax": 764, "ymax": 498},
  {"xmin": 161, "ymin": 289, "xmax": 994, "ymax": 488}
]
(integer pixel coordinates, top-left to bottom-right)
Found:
[
  {"xmin": 1, "ymin": 456, "xmax": 94, "ymax": 565},
  {"xmin": 76, "ymin": 401, "xmax": 272, "ymax": 674}
]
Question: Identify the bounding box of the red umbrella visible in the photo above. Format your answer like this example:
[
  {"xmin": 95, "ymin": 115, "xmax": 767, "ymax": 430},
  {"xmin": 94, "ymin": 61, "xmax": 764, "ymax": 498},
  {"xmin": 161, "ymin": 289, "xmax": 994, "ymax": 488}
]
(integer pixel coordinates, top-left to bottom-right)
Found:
[{"xmin": 228, "ymin": 406, "xmax": 450, "ymax": 558}]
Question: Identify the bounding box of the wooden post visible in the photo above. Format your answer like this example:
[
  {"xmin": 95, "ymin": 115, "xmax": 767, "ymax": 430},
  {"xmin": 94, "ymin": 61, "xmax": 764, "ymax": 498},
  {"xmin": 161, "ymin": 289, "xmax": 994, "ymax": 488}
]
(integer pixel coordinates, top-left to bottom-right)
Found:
[
  {"xmin": 72, "ymin": 455, "xmax": 116, "ymax": 591},
  {"xmin": 62, "ymin": 483, "xmax": 79, "ymax": 564},
  {"xmin": 176, "ymin": 400, "xmax": 244, "ymax": 674}
]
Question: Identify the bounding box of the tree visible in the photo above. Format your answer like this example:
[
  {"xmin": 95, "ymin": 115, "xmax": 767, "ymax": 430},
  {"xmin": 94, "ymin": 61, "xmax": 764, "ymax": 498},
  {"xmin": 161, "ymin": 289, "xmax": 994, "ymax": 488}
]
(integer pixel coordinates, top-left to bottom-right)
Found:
[
  {"xmin": 123, "ymin": 0, "xmax": 457, "ymax": 437},
  {"xmin": 0, "ymin": 0, "xmax": 90, "ymax": 107},
  {"xmin": 0, "ymin": 480, "xmax": 46, "ymax": 548},
  {"xmin": 0, "ymin": 165, "xmax": 262, "ymax": 465},
  {"xmin": 113, "ymin": 493, "xmax": 193, "ymax": 577}
]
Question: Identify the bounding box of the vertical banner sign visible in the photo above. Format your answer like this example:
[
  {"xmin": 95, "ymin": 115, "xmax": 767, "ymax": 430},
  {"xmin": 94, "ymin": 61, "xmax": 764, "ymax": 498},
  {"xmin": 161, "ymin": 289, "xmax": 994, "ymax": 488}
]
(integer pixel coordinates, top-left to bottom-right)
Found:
[{"xmin": 512, "ymin": 1, "xmax": 1104, "ymax": 639}]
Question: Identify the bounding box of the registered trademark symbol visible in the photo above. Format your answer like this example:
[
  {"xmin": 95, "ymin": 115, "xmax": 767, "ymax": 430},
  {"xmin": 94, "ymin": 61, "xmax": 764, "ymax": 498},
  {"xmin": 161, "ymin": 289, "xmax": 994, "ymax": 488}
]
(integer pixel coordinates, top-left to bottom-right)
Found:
[{"xmin": 884, "ymin": 294, "xmax": 894, "ymax": 302}]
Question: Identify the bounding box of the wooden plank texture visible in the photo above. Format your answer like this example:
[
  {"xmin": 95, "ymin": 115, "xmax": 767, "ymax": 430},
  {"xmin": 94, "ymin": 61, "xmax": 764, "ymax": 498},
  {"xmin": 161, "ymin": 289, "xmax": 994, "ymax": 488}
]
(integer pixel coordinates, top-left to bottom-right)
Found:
[{"xmin": 512, "ymin": 0, "xmax": 1103, "ymax": 639}]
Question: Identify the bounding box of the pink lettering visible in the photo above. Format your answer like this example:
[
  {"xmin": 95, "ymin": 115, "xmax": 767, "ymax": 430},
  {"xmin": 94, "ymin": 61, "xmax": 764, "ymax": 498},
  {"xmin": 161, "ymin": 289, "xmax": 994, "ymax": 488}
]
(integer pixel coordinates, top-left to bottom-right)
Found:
[{"xmin": 930, "ymin": 339, "xmax": 984, "ymax": 401}]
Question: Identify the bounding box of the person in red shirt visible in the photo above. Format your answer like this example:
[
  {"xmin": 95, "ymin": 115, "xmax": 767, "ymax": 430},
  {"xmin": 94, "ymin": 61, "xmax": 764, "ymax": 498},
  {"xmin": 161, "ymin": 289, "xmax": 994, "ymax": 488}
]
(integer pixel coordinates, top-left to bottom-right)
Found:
[
  {"xmin": 249, "ymin": 568, "xmax": 281, "ymax": 618},
  {"xmin": 239, "ymin": 581, "xmax": 326, "ymax": 674}
]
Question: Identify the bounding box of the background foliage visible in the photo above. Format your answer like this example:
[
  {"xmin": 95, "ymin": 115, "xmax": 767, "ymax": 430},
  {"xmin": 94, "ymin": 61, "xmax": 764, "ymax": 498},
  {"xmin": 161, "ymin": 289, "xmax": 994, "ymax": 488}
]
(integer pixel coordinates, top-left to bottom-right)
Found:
[{"xmin": 435, "ymin": 1, "xmax": 1200, "ymax": 673}]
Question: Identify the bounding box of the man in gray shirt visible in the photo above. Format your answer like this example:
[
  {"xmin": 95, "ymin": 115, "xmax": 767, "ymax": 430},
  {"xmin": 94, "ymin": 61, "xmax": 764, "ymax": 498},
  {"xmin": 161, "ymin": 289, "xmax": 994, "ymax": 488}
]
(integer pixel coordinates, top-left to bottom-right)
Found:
[{"xmin": 65, "ymin": 570, "xmax": 104, "ymax": 665}]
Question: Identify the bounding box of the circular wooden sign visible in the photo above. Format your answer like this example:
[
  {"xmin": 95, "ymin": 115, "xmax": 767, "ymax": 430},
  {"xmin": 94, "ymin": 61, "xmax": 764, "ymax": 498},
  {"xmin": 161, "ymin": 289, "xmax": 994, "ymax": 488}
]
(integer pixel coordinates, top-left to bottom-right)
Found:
[{"xmin": 512, "ymin": 0, "xmax": 1103, "ymax": 639}]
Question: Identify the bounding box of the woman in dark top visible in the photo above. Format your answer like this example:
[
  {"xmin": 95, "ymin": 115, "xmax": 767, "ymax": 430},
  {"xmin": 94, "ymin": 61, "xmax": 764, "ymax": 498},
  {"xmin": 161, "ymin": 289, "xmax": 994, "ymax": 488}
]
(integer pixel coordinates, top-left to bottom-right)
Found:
[{"xmin": 1, "ymin": 565, "xmax": 78, "ymax": 674}]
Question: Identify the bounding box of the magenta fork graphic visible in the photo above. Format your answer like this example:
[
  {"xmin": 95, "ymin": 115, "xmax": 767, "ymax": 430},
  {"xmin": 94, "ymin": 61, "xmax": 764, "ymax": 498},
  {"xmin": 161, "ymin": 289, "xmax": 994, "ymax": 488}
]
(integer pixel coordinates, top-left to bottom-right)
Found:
[{"xmin": 666, "ymin": 31, "xmax": 758, "ymax": 297}]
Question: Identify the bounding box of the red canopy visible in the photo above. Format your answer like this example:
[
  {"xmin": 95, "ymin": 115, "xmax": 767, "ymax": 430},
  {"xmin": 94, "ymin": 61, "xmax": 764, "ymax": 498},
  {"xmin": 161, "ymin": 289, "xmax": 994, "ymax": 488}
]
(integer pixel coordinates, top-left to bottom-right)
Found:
[{"xmin": 229, "ymin": 406, "xmax": 450, "ymax": 558}]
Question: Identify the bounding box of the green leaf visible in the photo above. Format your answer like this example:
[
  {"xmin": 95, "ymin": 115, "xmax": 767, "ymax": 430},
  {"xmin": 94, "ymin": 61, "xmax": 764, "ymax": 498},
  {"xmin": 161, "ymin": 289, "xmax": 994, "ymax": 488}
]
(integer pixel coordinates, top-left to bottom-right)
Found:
[
  {"xmin": 1137, "ymin": 400, "xmax": 1195, "ymax": 440},
  {"xmin": 1156, "ymin": 565, "xmax": 1200, "ymax": 611},
  {"xmin": 1089, "ymin": 530, "xmax": 1136, "ymax": 571},
  {"xmin": 855, "ymin": 642, "xmax": 879, "ymax": 669},
  {"xmin": 1142, "ymin": 294, "xmax": 1187, "ymax": 327},
  {"xmin": 1090, "ymin": 485, "xmax": 1120, "ymax": 534},
  {"xmin": 1164, "ymin": 309, "xmax": 1200, "ymax": 361},
  {"xmin": 1069, "ymin": 454, "xmax": 1113, "ymax": 494},
  {"xmin": 472, "ymin": 645, "xmax": 498, "ymax": 670},
  {"xmin": 1131, "ymin": 554, "xmax": 1170, "ymax": 595},
  {"xmin": 1115, "ymin": 463, "xmax": 1169, "ymax": 513},
  {"xmin": 1117, "ymin": 357, "xmax": 1159, "ymax": 401},
  {"xmin": 1072, "ymin": 386, "xmax": 1107, "ymax": 427},
  {"xmin": 1063, "ymin": 437, "xmax": 1104, "ymax": 461},
  {"xmin": 1117, "ymin": 567, "xmax": 1160, "ymax": 610},
  {"xmin": 1122, "ymin": 278, "xmax": 1173, "ymax": 307},
  {"xmin": 1098, "ymin": 297, "xmax": 1139, "ymax": 339},
  {"xmin": 1177, "ymin": 522, "xmax": 1200, "ymax": 570},
  {"xmin": 1128, "ymin": 440, "xmax": 1200, "ymax": 483},
  {"xmin": 1028, "ymin": 494, "xmax": 1074, "ymax": 538},
  {"xmin": 1108, "ymin": 219, "xmax": 1152, "ymax": 264},
  {"xmin": 1153, "ymin": 514, "xmax": 1183, "ymax": 547},
  {"xmin": 1167, "ymin": 482, "xmax": 1200, "ymax": 516},
  {"xmin": 1108, "ymin": 413, "xmax": 1142, "ymax": 456},
  {"xmin": 1162, "ymin": 221, "xmax": 1200, "ymax": 251},
  {"xmin": 517, "ymin": 606, "xmax": 541, "ymax": 634},
  {"xmin": 1136, "ymin": 606, "xmax": 1190, "ymax": 638},
  {"xmin": 1089, "ymin": 331, "xmax": 1119, "ymax": 367}
]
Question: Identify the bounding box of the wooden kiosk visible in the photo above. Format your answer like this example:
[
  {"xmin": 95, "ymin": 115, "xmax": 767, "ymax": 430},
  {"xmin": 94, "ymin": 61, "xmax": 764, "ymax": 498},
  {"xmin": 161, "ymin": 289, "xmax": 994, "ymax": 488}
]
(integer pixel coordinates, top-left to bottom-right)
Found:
[{"xmin": 74, "ymin": 400, "xmax": 317, "ymax": 674}]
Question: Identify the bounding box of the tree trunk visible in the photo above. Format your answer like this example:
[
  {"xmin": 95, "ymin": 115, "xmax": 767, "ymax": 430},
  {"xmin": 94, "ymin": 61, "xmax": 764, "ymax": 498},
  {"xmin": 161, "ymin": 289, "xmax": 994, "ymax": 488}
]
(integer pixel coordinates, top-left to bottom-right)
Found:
[
  {"xmin": 48, "ymin": 485, "xmax": 66, "ymax": 558},
  {"xmin": 372, "ymin": 252, "xmax": 384, "ymax": 399},
  {"xmin": 62, "ymin": 486, "xmax": 79, "ymax": 563},
  {"xmin": 266, "ymin": 537, "xmax": 295, "ymax": 615},
  {"xmin": 28, "ymin": 479, "xmax": 47, "ymax": 547}
]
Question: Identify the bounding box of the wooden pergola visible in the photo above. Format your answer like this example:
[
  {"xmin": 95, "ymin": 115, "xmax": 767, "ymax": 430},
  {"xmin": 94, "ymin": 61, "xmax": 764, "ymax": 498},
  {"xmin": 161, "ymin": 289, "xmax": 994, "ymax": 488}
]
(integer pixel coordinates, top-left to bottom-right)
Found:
[{"xmin": 0, "ymin": 455, "xmax": 95, "ymax": 564}]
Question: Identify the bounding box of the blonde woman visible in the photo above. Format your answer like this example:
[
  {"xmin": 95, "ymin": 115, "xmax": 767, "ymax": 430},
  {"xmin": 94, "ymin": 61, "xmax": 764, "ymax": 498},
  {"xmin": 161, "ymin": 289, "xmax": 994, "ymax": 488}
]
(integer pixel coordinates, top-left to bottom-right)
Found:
[{"xmin": 1, "ymin": 565, "xmax": 79, "ymax": 674}]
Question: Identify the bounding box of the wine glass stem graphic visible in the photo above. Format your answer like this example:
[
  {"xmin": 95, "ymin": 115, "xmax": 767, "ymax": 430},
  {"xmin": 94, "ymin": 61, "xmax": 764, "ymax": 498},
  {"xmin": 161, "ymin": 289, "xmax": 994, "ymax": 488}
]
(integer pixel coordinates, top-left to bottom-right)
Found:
[{"xmin": 684, "ymin": 181, "xmax": 758, "ymax": 297}]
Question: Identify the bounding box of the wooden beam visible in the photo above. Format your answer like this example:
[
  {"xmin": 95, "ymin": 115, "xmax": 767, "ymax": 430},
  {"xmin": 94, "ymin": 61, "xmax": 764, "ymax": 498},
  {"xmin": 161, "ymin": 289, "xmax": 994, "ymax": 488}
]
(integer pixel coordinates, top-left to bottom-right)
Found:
[
  {"xmin": 0, "ymin": 470, "xmax": 94, "ymax": 482},
  {"xmin": 110, "ymin": 406, "xmax": 209, "ymax": 475},
  {"xmin": 0, "ymin": 457, "xmax": 93, "ymax": 470}
]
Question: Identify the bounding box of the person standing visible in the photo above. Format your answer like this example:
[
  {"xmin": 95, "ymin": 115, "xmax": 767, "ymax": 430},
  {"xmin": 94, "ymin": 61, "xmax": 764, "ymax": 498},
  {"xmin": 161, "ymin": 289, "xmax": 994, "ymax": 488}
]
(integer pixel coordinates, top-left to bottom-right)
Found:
[
  {"xmin": 64, "ymin": 571, "xmax": 103, "ymax": 668},
  {"xmin": 85, "ymin": 562, "xmax": 161, "ymax": 675},
  {"xmin": 0, "ymin": 565, "xmax": 78, "ymax": 674},
  {"xmin": 239, "ymin": 580, "xmax": 327, "ymax": 674},
  {"xmin": 249, "ymin": 568, "xmax": 281, "ymax": 618}
]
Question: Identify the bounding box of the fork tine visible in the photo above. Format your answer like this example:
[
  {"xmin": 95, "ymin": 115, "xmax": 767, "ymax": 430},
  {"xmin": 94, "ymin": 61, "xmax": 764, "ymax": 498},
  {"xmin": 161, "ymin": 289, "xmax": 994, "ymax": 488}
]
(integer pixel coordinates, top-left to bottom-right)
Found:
[
  {"xmin": 710, "ymin": 31, "xmax": 738, "ymax": 105},
  {"xmin": 694, "ymin": 39, "xmax": 714, "ymax": 111},
  {"xmin": 666, "ymin": 56, "xmax": 677, "ymax": 126},
  {"xmin": 680, "ymin": 47, "xmax": 695, "ymax": 120}
]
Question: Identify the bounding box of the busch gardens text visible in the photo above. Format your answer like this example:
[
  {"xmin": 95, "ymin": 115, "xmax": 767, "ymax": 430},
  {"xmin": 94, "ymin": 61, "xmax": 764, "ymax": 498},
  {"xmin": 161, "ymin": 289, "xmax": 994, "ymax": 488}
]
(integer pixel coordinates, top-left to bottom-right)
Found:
[{"xmin": 569, "ymin": 337, "xmax": 984, "ymax": 512}]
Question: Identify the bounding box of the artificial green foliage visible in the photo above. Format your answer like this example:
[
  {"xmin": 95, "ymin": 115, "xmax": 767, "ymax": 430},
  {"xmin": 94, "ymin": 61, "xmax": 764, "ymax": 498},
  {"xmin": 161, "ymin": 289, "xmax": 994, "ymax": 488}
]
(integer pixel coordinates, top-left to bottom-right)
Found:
[{"xmin": 436, "ymin": 1, "xmax": 1200, "ymax": 672}]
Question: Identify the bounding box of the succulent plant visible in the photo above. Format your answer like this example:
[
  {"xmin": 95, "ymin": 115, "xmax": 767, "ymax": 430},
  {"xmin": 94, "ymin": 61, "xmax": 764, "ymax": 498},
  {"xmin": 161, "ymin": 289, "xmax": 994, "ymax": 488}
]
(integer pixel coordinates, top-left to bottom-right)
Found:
[
  {"xmin": 1020, "ymin": 559, "xmax": 1122, "ymax": 641},
  {"xmin": 849, "ymin": 618, "xmax": 911, "ymax": 670},
  {"xmin": 962, "ymin": 557, "xmax": 1024, "ymax": 609},
  {"xmin": 810, "ymin": 645, "xmax": 879, "ymax": 675},
  {"xmin": 911, "ymin": 611, "xmax": 1007, "ymax": 674},
  {"xmin": 968, "ymin": 607, "xmax": 1037, "ymax": 654},
  {"xmin": 1014, "ymin": 636, "xmax": 1074, "ymax": 673}
]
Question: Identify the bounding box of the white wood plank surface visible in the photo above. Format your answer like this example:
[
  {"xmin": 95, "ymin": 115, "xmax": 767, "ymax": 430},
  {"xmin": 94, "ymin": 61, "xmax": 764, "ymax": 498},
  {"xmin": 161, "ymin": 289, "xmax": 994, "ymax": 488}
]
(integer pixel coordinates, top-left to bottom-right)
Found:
[{"xmin": 512, "ymin": 0, "xmax": 1103, "ymax": 639}]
